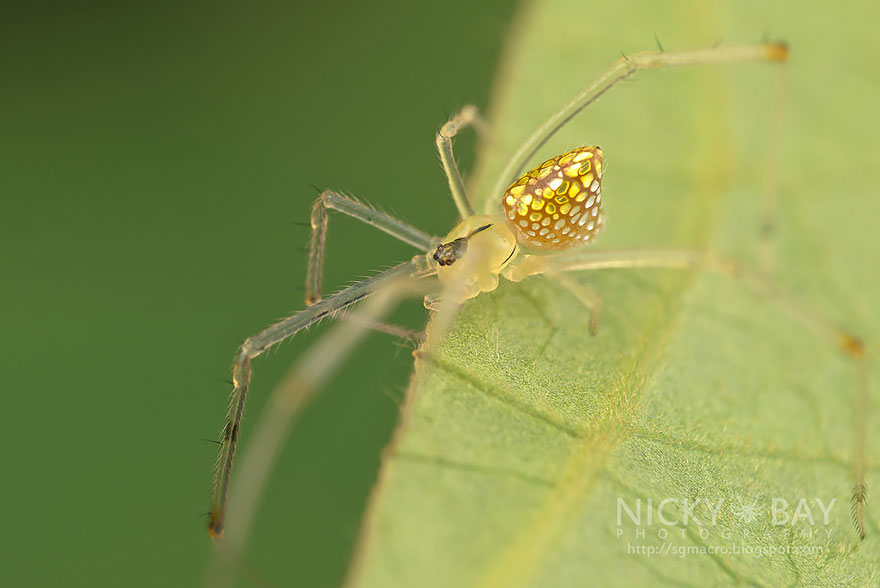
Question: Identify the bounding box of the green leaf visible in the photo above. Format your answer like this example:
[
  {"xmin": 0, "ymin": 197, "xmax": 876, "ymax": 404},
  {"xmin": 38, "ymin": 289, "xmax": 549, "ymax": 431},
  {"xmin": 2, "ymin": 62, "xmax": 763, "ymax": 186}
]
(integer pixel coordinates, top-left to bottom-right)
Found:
[{"xmin": 347, "ymin": 1, "xmax": 880, "ymax": 585}]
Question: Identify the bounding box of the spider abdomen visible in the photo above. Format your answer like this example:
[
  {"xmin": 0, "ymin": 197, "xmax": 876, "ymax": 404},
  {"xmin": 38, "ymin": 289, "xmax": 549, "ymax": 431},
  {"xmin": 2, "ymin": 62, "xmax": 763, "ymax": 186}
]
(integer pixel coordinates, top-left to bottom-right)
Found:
[{"xmin": 501, "ymin": 145, "xmax": 604, "ymax": 250}]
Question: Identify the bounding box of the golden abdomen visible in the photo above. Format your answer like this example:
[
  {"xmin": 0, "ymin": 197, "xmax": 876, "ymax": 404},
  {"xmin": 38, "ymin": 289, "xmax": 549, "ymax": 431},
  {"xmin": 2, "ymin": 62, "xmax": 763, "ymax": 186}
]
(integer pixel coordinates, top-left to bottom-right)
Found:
[{"xmin": 501, "ymin": 146, "xmax": 604, "ymax": 251}]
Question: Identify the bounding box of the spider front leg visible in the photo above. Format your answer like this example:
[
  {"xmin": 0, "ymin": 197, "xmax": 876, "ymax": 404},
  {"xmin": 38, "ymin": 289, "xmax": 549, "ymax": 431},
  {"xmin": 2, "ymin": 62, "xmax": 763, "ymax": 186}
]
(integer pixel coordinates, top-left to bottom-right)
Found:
[
  {"xmin": 208, "ymin": 272, "xmax": 436, "ymax": 573},
  {"xmin": 507, "ymin": 247, "xmax": 869, "ymax": 539},
  {"xmin": 306, "ymin": 190, "xmax": 438, "ymax": 305},
  {"xmin": 209, "ymin": 254, "xmax": 436, "ymax": 539}
]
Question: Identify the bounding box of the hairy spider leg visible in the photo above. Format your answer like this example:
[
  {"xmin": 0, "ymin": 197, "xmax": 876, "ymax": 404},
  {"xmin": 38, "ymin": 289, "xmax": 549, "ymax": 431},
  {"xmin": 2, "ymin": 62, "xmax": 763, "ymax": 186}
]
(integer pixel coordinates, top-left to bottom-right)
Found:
[
  {"xmin": 210, "ymin": 273, "xmax": 437, "ymax": 577},
  {"xmin": 209, "ymin": 255, "xmax": 435, "ymax": 539},
  {"xmin": 306, "ymin": 190, "xmax": 438, "ymax": 305}
]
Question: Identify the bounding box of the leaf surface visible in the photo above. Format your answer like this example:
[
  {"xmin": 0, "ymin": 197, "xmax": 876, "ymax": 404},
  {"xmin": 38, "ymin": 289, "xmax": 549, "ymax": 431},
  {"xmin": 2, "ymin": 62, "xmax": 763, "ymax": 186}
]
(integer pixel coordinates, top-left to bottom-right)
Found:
[{"xmin": 348, "ymin": 1, "xmax": 880, "ymax": 585}]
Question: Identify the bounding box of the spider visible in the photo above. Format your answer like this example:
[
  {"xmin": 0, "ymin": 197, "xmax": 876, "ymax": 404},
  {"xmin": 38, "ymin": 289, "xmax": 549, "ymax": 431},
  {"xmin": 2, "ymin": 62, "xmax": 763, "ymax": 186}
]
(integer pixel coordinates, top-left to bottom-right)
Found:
[{"xmin": 206, "ymin": 42, "xmax": 868, "ymax": 556}]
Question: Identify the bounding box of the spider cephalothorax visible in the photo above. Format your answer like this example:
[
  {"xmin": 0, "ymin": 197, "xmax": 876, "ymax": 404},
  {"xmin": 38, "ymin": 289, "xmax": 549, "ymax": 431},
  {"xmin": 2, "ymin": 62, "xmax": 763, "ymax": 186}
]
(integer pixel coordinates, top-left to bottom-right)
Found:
[{"xmin": 432, "ymin": 215, "xmax": 518, "ymax": 301}]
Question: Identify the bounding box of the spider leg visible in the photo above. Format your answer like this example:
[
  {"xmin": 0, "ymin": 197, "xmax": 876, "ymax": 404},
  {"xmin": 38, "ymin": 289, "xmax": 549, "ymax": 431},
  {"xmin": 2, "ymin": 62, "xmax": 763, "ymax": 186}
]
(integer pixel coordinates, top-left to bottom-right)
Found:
[
  {"xmin": 209, "ymin": 254, "xmax": 436, "ymax": 539},
  {"xmin": 436, "ymin": 105, "xmax": 491, "ymax": 219},
  {"xmin": 307, "ymin": 190, "xmax": 438, "ymax": 305},
  {"xmin": 488, "ymin": 42, "xmax": 789, "ymax": 208},
  {"xmin": 506, "ymin": 247, "xmax": 869, "ymax": 539},
  {"xmin": 546, "ymin": 272, "xmax": 602, "ymax": 336},
  {"xmin": 340, "ymin": 314, "xmax": 425, "ymax": 344},
  {"xmin": 758, "ymin": 61, "xmax": 789, "ymax": 275},
  {"xmin": 210, "ymin": 271, "xmax": 435, "ymax": 567}
]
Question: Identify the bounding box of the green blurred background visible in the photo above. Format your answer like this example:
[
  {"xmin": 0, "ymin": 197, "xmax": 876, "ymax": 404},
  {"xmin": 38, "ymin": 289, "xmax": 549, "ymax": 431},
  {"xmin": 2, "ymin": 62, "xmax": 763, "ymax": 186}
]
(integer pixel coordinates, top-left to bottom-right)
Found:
[{"xmin": 1, "ymin": 1, "xmax": 518, "ymax": 586}]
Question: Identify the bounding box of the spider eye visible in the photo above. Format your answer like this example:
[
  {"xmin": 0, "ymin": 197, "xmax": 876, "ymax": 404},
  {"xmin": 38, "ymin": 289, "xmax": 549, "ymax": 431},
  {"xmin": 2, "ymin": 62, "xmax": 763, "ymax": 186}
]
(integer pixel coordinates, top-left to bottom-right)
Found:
[
  {"xmin": 433, "ymin": 235, "xmax": 471, "ymax": 268},
  {"xmin": 501, "ymin": 145, "xmax": 604, "ymax": 251}
]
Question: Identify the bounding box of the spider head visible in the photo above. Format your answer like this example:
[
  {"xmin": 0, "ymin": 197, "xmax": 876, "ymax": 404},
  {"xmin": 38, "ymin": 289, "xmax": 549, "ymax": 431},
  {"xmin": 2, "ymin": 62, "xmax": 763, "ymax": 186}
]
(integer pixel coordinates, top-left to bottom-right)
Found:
[
  {"xmin": 432, "ymin": 215, "xmax": 518, "ymax": 301},
  {"xmin": 432, "ymin": 224, "xmax": 491, "ymax": 266}
]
